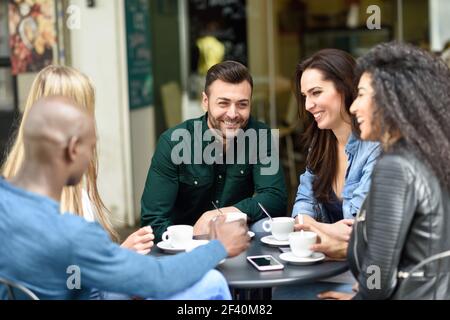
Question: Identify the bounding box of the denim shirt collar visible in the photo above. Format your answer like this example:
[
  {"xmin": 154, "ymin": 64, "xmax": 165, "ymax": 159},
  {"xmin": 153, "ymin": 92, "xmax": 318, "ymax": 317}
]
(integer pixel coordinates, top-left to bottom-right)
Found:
[{"xmin": 345, "ymin": 132, "xmax": 359, "ymax": 156}]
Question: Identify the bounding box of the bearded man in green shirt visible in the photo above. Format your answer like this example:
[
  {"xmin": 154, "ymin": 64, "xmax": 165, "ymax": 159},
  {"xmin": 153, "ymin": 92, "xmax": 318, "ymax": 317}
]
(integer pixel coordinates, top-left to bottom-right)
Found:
[{"xmin": 141, "ymin": 61, "xmax": 287, "ymax": 241}]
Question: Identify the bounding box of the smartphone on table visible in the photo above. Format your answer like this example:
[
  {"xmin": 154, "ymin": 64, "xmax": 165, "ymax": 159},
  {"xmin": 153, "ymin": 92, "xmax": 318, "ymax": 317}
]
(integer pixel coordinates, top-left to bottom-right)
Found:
[{"xmin": 247, "ymin": 255, "xmax": 285, "ymax": 271}]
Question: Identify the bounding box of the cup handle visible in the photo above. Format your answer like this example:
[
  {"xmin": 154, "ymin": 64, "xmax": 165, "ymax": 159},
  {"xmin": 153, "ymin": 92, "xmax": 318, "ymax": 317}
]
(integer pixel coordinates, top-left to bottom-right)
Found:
[
  {"xmin": 162, "ymin": 231, "xmax": 170, "ymax": 242},
  {"xmin": 262, "ymin": 220, "xmax": 271, "ymax": 232}
]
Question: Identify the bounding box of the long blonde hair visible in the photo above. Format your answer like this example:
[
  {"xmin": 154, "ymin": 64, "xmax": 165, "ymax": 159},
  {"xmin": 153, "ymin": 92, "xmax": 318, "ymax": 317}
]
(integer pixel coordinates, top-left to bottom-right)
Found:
[{"xmin": 1, "ymin": 65, "xmax": 119, "ymax": 241}]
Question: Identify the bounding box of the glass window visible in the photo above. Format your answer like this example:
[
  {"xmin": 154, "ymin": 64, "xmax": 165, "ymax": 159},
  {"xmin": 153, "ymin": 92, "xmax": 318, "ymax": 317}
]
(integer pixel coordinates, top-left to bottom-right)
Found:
[
  {"xmin": 0, "ymin": 68, "xmax": 15, "ymax": 112},
  {"xmin": 0, "ymin": 1, "xmax": 10, "ymax": 57}
]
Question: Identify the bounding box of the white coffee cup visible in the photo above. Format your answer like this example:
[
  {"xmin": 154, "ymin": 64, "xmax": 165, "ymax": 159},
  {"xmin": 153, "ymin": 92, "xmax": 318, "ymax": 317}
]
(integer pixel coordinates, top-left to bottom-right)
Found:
[
  {"xmin": 289, "ymin": 231, "xmax": 317, "ymax": 258},
  {"xmin": 225, "ymin": 211, "xmax": 247, "ymax": 223},
  {"xmin": 262, "ymin": 217, "xmax": 295, "ymax": 241},
  {"xmin": 162, "ymin": 225, "xmax": 193, "ymax": 248}
]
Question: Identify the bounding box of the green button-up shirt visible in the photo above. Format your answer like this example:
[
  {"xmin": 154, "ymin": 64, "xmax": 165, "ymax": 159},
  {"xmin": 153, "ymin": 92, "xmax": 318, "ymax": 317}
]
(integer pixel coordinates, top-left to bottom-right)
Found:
[{"xmin": 141, "ymin": 113, "xmax": 287, "ymax": 240}]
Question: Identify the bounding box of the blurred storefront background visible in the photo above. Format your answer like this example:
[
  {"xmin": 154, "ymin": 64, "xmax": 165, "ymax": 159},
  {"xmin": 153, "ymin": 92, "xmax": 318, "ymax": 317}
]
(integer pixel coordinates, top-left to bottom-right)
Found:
[{"xmin": 0, "ymin": 0, "xmax": 449, "ymax": 227}]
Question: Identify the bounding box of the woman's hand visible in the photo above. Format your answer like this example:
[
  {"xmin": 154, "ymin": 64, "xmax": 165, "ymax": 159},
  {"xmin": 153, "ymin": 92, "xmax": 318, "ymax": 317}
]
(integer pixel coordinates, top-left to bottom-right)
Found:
[
  {"xmin": 317, "ymin": 282, "xmax": 358, "ymax": 300},
  {"xmin": 121, "ymin": 226, "xmax": 155, "ymax": 255},
  {"xmin": 317, "ymin": 219, "xmax": 354, "ymax": 242},
  {"xmin": 317, "ymin": 291, "xmax": 355, "ymax": 300},
  {"xmin": 295, "ymin": 221, "xmax": 349, "ymax": 261},
  {"xmin": 295, "ymin": 214, "xmax": 353, "ymax": 241},
  {"xmin": 295, "ymin": 214, "xmax": 354, "ymax": 242}
]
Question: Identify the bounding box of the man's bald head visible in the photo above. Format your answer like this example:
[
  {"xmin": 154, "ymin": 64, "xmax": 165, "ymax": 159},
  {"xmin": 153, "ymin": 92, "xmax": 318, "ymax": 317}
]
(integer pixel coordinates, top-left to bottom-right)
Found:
[
  {"xmin": 24, "ymin": 96, "xmax": 94, "ymax": 147},
  {"xmin": 22, "ymin": 96, "xmax": 96, "ymax": 185}
]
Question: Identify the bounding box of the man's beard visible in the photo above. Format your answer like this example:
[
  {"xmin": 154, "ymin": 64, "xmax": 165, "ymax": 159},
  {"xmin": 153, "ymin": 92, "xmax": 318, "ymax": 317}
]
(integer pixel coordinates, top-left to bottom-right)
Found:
[{"xmin": 209, "ymin": 116, "xmax": 241, "ymax": 140}]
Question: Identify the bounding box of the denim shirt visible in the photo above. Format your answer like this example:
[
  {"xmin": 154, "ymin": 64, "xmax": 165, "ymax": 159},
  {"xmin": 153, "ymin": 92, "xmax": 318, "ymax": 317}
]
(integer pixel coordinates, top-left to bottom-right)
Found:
[
  {"xmin": 0, "ymin": 178, "xmax": 227, "ymax": 300},
  {"xmin": 292, "ymin": 133, "xmax": 381, "ymax": 222}
]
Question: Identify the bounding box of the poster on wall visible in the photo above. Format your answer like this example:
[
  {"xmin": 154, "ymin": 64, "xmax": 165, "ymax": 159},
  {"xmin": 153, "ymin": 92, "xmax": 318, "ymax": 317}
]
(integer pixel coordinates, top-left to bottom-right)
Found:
[
  {"xmin": 125, "ymin": 0, "xmax": 154, "ymax": 109},
  {"xmin": 8, "ymin": 0, "xmax": 57, "ymax": 75}
]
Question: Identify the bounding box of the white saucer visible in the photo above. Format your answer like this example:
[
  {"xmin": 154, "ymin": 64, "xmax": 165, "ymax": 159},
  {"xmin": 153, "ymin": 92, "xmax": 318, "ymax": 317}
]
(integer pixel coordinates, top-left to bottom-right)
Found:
[
  {"xmin": 248, "ymin": 231, "xmax": 255, "ymax": 238},
  {"xmin": 157, "ymin": 239, "xmax": 210, "ymax": 254},
  {"xmin": 156, "ymin": 241, "xmax": 187, "ymax": 253},
  {"xmin": 260, "ymin": 235, "xmax": 290, "ymax": 246},
  {"xmin": 279, "ymin": 252, "xmax": 325, "ymax": 265}
]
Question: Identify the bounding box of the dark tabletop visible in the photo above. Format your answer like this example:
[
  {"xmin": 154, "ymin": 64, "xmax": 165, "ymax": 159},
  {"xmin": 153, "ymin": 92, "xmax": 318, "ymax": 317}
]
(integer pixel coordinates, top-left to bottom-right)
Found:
[{"xmin": 152, "ymin": 232, "xmax": 349, "ymax": 289}]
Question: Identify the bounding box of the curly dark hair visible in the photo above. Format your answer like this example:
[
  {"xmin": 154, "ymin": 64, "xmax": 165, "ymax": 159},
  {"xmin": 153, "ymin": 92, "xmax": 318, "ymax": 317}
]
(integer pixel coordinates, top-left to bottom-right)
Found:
[{"xmin": 356, "ymin": 41, "xmax": 450, "ymax": 190}]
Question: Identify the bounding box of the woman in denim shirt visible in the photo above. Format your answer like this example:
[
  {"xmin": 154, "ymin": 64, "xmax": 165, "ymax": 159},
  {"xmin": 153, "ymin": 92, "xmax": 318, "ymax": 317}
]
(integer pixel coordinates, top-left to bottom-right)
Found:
[
  {"xmin": 274, "ymin": 49, "xmax": 381, "ymax": 300},
  {"xmin": 293, "ymin": 133, "xmax": 380, "ymax": 223},
  {"xmin": 292, "ymin": 49, "xmax": 381, "ymax": 235}
]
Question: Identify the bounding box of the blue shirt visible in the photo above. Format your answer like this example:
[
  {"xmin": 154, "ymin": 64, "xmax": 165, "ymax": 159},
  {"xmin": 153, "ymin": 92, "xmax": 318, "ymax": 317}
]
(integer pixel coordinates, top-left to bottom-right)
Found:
[
  {"xmin": 292, "ymin": 133, "xmax": 381, "ymax": 222},
  {"xmin": 0, "ymin": 178, "xmax": 227, "ymax": 300}
]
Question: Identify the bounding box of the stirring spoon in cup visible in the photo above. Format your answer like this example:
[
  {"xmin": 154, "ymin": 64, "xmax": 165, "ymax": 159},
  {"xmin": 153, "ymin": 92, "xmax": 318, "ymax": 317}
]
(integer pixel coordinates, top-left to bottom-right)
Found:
[
  {"xmin": 257, "ymin": 202, "xmax": 273, "ymax": 221},
  {"xmin": 298, "ymin": 214, "xmax": 305, "ymax": 235},
  {"xmin": 211, "ymin": 201, "xmax": 225, "ymax": 217}
]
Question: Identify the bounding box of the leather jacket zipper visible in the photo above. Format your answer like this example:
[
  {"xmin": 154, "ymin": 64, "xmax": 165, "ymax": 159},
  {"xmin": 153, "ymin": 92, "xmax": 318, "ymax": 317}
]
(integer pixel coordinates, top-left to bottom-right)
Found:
[{"xmin": 353, "ymin": 209, "xmax": 366, "ymax": 274}]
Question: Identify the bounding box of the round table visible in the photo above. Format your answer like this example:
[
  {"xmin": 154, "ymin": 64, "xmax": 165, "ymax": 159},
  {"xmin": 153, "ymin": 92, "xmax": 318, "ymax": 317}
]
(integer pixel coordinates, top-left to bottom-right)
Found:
[
  {"xmin": 216, "ymin": 232, "xmax": 348, "ymax": 289},
  {"xmin": 152, "ymin": 232, "xmax": 348, "ymax": 297}
]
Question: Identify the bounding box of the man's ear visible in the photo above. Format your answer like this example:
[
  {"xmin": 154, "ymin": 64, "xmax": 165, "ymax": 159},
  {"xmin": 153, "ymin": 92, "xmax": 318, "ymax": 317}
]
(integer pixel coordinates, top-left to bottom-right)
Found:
[
  {"xmin": 66, "ymin": 136, "xmax": 79, "ymax": 163},
  {"xmin": 201, "ymin": 92, "xmax": 209, "ymax": 113}
]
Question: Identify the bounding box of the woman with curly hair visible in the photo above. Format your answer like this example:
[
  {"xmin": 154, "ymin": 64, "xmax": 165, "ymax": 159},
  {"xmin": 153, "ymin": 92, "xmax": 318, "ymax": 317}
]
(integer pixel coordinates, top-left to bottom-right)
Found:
[{"xmin": 316, "ymin": 42, "xmax": 450, "ymax": 299}]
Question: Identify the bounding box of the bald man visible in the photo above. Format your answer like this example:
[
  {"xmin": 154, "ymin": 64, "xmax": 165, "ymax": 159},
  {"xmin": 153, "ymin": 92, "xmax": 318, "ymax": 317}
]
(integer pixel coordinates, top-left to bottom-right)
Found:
[
  {"xmin": 10, "ymin": 96, "xmax": 97, "ymax": 199},
  {"xmin": 0, "ymin": 96, "xmax": 250, "ymax": 300}
]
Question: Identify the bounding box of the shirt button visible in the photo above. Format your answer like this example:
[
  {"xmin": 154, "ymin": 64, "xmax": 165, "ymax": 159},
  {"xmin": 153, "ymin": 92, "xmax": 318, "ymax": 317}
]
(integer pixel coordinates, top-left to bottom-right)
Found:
[
  {"xmin": 218, "ymin": 175, "xmax": 222, "ymax": 179},
  {"xmin": 240, "ymin": 170, "xmax": 244, "ymax": 174},
  {"xmin": 194, "ymin": 181, "xmax": 198, "ymax": 185},
  {"xmin": 216, "ymin": 200, "xmax": 219, "ymax": 204}
]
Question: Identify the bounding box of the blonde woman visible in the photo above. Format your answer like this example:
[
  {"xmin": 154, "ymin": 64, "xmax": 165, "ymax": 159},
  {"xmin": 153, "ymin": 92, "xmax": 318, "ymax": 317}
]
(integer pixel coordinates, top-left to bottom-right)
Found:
[{"xmin": 1, "ymin": 65, "xmax": 154, "ymax": 254}]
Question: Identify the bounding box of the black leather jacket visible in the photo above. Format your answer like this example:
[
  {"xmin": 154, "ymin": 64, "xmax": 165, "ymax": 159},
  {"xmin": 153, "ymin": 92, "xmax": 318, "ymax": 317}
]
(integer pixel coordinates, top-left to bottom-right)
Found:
[{"xmin": 348, "ymin": 143, "xmax": 450, "ymax": 299}]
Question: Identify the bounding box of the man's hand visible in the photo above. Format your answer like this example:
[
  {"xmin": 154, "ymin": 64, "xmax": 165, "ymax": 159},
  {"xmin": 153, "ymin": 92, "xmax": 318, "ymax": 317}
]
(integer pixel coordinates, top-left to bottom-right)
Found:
[
  {"xmin": 295, "ymin": 222, "xmax": 348, "ymax": 261},
  {"xmin": 193, "ymin": 210, "xmax": 219, "ymax": 235},
  {"xmin": 209, "ymin": 215, "xmax": 250, "ymax": 257},
  {"xmin": 120, "ymin": 226, "xmax": 155, "ymax": 255},
  {"xmin": 193, "ymin": 207, "xmax": 242, "ymax": 235}
]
